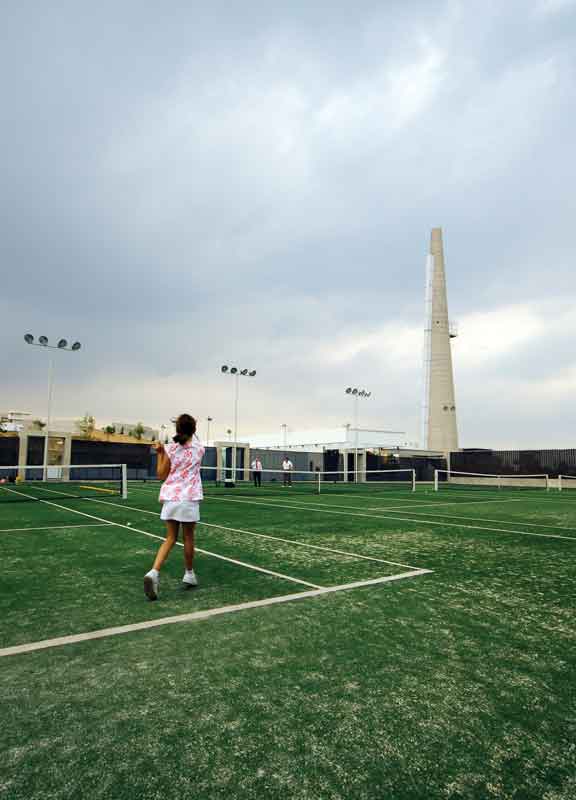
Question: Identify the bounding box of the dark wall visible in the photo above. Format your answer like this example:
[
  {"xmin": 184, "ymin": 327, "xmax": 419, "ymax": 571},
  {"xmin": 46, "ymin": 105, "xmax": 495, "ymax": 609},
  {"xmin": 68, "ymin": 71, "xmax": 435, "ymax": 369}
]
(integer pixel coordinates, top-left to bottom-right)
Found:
[
  {"xmin": 0, "ymin": 436, "xmax": 19, "ymax": 466},
  {"xmin": 249, "ymin": 448, "xmax": 321, "ymax": 473},
  {"xmin": 26, "ymin": 436, "xmax": 45, "ymax": 466},
  {"xmin": 71, "ymin": 439, "xmax": 152, "ymax": 468},
  {"xmin": 451, "ymin": 449, "xmax": 576, "ymax": 477},
  {"xmin": 366, "ymin": 452, "xmax": 446, "ymax": 482}
]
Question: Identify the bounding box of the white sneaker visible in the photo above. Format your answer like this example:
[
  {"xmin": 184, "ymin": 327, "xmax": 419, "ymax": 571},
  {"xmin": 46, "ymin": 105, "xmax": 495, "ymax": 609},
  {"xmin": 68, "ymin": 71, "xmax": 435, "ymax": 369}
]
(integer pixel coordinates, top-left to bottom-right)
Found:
[
  {"xmin": 182, "ymin": 569, "xmax": 198, "ymax": 589},
  {"xmin": 144, "ymin": 570, "xmax": 159, "ymax": 601}
]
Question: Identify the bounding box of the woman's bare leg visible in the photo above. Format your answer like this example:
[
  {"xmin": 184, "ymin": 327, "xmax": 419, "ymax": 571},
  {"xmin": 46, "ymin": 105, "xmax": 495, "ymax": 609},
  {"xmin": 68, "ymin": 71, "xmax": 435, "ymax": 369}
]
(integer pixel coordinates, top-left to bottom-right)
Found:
[
  {"xmin": 152, "ymin": 520, "xmax": 180, "ymax": 571},
  {"xmin": 182, "ymin": 523, "xmax": 196, "ymax": 570}
]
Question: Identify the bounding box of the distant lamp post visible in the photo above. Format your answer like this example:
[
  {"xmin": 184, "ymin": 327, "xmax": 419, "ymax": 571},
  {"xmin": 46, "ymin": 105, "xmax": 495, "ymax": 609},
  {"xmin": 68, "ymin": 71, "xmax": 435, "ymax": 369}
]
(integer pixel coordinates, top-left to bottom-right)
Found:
[
  {"xmin": 24, "ymin": 334, "xmax": 83, "ymax": 479},
  {"xmin": 221, "ymin": 365, "xmax": 257, "ymax": 481},
  {"xmin": 345, "ymin": 387, "xmax": 372, "ymax": 482}
]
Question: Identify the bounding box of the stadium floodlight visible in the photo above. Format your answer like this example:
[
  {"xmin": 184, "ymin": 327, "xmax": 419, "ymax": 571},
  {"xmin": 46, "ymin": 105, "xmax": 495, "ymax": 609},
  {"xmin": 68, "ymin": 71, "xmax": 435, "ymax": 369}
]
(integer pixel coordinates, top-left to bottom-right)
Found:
[
  {"xmin": 71, "ymin": 342, "xmax": 81, "ymax": 351},
  {"xmin": 221, "ymin": 365, "xmax": 229, "ymax": 373},
  {"xmin": 352, "ymin": 388, "xmax": 358, "ymax": 395},
  {"xmin": 240, "ymin": 369, "xmax": 248, "ymax": 375},
  {"xmin": 345, "ymin": 387, "xmax": 352, "ymax": 394},
  {"xmin": 57, "ymin": 339, "xmax": 68, "ymax": 349},
  {"xmin": 24, "ymin": 334, "xmax": 34, "ymax": 344},
  {"xmin": 230, "ymin": 367, "xmax": 238, "ymax": 374},
  {"xmin": 249, "ymin": 370, "xmax": 256, "ymax": 377},
  {"xmin": 39, "ymin": 336, "xmax": 49, "ymax": 345}
]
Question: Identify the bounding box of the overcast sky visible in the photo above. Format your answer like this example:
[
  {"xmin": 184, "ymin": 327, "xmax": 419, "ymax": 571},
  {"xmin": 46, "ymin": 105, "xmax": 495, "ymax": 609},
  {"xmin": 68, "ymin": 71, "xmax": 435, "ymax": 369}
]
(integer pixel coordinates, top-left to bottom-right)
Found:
[{"xmin": 1, "ymin": 0, "xmax": 575, "ymax": 448}]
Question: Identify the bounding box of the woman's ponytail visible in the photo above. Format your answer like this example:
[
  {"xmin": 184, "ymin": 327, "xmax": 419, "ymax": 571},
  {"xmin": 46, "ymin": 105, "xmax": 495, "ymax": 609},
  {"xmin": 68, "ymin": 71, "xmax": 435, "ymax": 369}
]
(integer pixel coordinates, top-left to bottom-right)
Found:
[{"xmin": 173, "ymin": 414, "xmax": 196, "ymax": 445}]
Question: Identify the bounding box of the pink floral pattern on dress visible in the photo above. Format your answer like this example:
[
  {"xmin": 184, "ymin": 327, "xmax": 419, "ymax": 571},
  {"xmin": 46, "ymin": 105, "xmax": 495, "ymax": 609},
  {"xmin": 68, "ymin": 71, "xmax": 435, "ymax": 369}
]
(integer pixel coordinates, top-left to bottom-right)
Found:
[{"xmin": 159, "ymin": 435, "xmax": 205, "ymax": 502}]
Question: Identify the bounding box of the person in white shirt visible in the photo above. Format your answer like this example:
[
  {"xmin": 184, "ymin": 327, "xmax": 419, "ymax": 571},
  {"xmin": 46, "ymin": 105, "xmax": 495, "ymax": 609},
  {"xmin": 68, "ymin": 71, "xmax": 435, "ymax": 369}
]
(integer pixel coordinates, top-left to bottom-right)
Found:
[
  {"xmin": 251, "ymin": 457, "xmax": 263, "ymax": 487},
  {"xmin": 282, "ymin": 456, "xmax": 293, "ymax": 487}
]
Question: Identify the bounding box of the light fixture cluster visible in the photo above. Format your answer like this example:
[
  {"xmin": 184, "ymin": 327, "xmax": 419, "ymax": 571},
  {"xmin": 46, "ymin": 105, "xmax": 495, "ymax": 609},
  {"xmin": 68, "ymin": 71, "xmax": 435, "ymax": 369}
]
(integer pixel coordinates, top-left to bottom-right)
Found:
[
  {"xmin": 24, "ymin": 334, "xmax": 81, "ymax": 351},
  {"xmin": 221, "ymin": 365, "xmax": 256, "ymax": 376},
  {"xmin": 345, "ymin": 387, "xmax": 371, "ymax": 397}
]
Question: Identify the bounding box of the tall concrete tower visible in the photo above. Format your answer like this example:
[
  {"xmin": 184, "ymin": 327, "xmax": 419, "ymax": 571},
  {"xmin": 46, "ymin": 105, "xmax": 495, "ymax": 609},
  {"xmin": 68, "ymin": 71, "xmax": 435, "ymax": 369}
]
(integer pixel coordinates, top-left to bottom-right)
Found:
[{"xmin": 422, "ymin": 227, "xmax": 459, "ymax": 453}]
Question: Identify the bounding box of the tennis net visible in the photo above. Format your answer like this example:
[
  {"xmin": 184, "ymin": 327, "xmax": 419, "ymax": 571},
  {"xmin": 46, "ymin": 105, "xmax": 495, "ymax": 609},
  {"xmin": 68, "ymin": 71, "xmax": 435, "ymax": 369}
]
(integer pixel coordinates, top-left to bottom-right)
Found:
[
  {"xmin": 558, "ymin": 475, "xmax": 576, "ymax": 491},
  {"xmin": 317, "ymin": 468, "xmax": 416, "ymax": 494},
  {"xmin": 434, "ymin": 469, "xmax": 550, "ymax": 491},
  {"xmin": 190, "ymin": 466, "xmax": 416, "ymax": 494},
  {"xmin": 0, "ymin": 464, "xmax": 128, "ymax": 503},
  {"xmin": 199, "ymin": 466, "xmax": 320, "ymax": 493}
]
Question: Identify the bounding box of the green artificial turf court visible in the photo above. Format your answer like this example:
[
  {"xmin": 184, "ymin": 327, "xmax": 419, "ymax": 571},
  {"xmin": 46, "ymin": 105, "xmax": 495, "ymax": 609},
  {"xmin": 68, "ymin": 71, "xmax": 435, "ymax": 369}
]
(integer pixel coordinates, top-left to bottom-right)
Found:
[{"xmin": 1, "ymin": 481, "xmax": 575, "ymax": 799}]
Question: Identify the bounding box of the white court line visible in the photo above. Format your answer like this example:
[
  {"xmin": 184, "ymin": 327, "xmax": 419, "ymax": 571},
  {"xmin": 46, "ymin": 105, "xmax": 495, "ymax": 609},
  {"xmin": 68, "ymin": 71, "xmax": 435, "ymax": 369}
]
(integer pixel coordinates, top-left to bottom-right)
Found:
[
  {"xmin": 32, "ymin": 482, "xmax": 576, "ymax": 543},
  {"xmin": 0, "ymin": 485, "xmax": 320, "ymax": 589},
  {"xmin": 199, "ymin": 521, "xmax": 421, "ymax": 571},
  {"xmin": 201, "ymin": 495, "xmax": 576, "ymax": 543},
  {"xmin": 129, "ymin": 480, "xmax": 576, "ymax": 505},
  {"xmin": 128, "ymin": 482, "xmax": 532, "ymax": 513},
  {"xmin": 0, "ymin": 568, "xmax": 431, "ymax": 659},
  {"xmin": 21, "ymin": 485, "xmax": 427, "ymax": 572},
  {"xmin": 382, "ymin": 508, "xmax": 576, "ymax": 532},
  {"xmin": 431, "ymin": 489, "xmax": 576, "ymax": 502},
  {"xmin": 0, "ymin": 523, "xmax": 112, "ymax": 534},
  {"xmin": 128, "ymin": 482, "xmax": 555, "ymax": 516}
]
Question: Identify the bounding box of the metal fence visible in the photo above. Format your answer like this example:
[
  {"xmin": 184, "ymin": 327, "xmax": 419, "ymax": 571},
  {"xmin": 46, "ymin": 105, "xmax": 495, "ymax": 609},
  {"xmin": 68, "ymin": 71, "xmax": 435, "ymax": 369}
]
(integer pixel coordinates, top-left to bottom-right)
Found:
[{"xmin": 451, "ymin": 449, "xmax": 576, "ymax": 477}]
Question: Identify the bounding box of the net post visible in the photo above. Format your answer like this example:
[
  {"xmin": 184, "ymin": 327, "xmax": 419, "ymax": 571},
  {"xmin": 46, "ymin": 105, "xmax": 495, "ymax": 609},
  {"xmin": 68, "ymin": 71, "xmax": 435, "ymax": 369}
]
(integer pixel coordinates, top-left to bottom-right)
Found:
[
  {"xmin": 316, "ymin": 472, "xmax": 321, "ymax": 494},
  {"xmin": 121, "ymin": 464, "xmax": 128, "ymax": 499},
  {"xmin": 434, "ymin": 470, "xmax": 439, "ymax": 492},
  {"xmin": 411, "ymin": 469, "xmax": 416, "ymax": 492},
  {"xmin": 558, "ymin": 475, "xmax": 562, "ymax": 492},
  {"xmin": 545, "ymin": 474, "xmax": 550, "ymax": 492}
]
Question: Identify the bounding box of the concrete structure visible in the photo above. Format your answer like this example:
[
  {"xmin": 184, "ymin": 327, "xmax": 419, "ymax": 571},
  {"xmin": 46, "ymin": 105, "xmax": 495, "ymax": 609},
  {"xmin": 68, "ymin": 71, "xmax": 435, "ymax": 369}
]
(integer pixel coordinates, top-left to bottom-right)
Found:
[
  {"xmin": 244, "ymin": 426, "xmax": 413, "ymax": 451},
  {"xmin": 0, "ymin": 411, "xmax": 158, "ymax": 479},
  {"xmin": 422, "ymin": 228, "xmax": 459, "ymax": 454}
]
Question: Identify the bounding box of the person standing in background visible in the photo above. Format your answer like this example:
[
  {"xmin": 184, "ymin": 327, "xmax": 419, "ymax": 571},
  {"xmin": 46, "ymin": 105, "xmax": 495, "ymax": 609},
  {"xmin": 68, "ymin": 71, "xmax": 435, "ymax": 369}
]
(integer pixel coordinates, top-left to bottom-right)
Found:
[
  {"xmin": 251, "ymin": 456, "xmax": 263, "ymax": 487},
  {"xmin": 282, "ymin": 455, "xmax": 293, "ymax": 487}
]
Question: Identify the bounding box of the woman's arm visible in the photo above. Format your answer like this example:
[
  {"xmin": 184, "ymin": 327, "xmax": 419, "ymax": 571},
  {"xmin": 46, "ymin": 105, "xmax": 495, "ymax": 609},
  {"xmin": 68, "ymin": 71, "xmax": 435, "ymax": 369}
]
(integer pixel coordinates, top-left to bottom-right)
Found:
[{"xmin": 155, "ymin": 443, "xmax": 170, "ymax": 481}]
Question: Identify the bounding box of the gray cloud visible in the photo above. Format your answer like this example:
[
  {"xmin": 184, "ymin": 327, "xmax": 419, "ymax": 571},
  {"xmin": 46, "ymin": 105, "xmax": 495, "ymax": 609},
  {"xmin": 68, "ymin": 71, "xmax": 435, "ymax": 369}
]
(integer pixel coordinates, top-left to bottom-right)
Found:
[{"xmin": 2, "ymin": 0, "xmax": 576, "ymax": 447}]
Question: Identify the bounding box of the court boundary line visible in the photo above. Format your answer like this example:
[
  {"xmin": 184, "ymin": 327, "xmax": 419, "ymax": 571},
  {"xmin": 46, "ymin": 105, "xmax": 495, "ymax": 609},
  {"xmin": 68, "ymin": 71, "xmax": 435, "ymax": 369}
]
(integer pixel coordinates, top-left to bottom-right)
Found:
[
  {"xmin": 198, "ymin": 520, "xmax": 420, "ymax": 570},
  {"xmin": 8, "ymin": 482, "xmax": 574, "ymax": 543},
  {"xmin": 382, "ymin": 508, "xmax": 576, "ymax": 532},
  {"xmin": 0, "ymin": 568, "xmax": 431, "ymax": 659},
  {"xmin": 29, "ymin": 482, "xmax": 575, "ymax": 544},
  {"xmin": 127, "ymin": 479, "xmax": 576, "ymax": 505},
  {"xmin": 0, "ymin": 523, "xmax": 113, "ymax": 533},
  {"xmin": 0, "ymin": 485, "xmax": 321, "ymax": 589},
  {"xmin": 127, "ymin": 482, "xmax": 534, "ymax": 514},
  {"xmin": 200, "ymin": 495, "xmax": 576, "ymax": 542},
  {"xmin": 15, "ymin": 485, "xmax": 428, "ymax": 570}
]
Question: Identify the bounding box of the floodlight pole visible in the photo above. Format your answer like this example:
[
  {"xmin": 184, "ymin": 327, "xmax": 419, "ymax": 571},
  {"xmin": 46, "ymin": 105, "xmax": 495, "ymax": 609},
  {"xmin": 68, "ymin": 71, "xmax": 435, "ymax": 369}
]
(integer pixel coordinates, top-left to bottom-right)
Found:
[
  {"xmin": 353, "ymin": 395, "xmax": 359, "ymax": 482},
  {"xmin": 24, "ymin": 335, "xmax": 82, "ymax": 481},
  {"xmin": 45, "ymin": 356, "xmax": 55, "ymax": 477},
  {"xmin": 233, "ymin": 374, "xmax": 239, "ymax": 478},
  {"xmin": 345, "ymin": 387, "xmax": 371, "ymax": 483},
  {"xmin": 221, "ymin": 366, "xmax": 257, "ymax": 483}
]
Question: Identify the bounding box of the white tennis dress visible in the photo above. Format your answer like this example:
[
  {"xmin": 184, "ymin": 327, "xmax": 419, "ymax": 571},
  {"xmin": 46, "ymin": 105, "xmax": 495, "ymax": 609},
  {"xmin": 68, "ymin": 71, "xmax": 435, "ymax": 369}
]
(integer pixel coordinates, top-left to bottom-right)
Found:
[{"xmin": 159, "ymin": 436, "xmax": 205, "ymax": 522}]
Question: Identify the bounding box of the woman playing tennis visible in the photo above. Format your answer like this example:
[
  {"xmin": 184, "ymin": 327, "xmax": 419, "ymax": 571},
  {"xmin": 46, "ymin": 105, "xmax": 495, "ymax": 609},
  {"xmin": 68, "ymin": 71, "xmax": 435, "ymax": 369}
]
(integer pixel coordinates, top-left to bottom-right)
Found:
[{"xmin": 144, "ymin": 413, "xmax": 205, "ymax": 601}]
